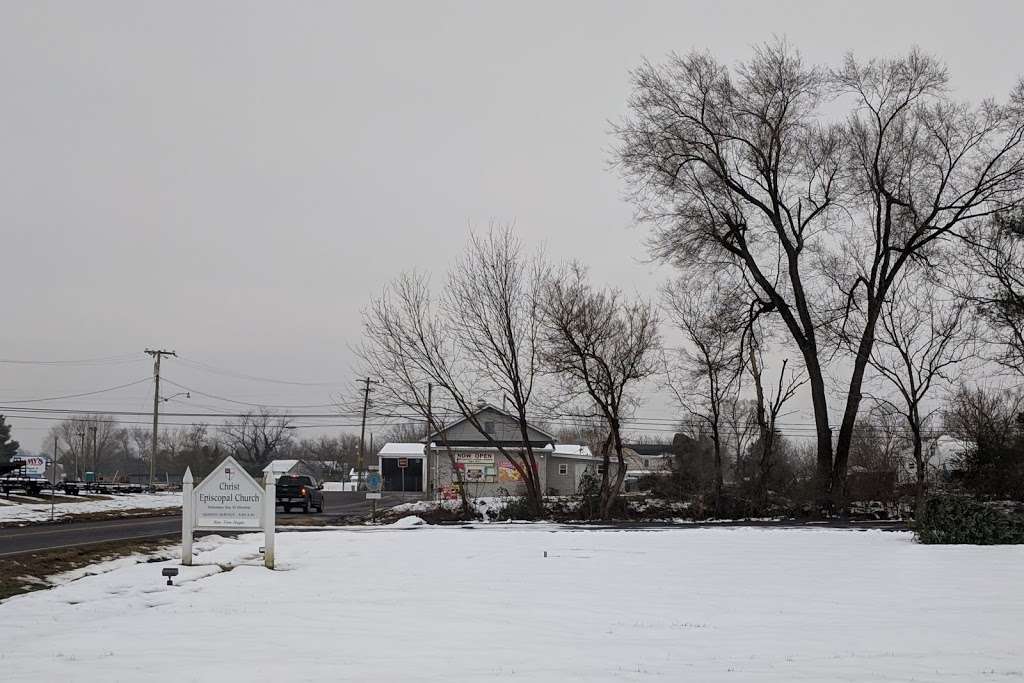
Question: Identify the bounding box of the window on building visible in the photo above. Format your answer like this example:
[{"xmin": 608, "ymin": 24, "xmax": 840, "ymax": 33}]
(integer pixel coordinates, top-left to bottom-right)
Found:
[
  {"xmin": 558, "ymin": 463, "xmax": 568, "ymax": 475},
  {"xmin": 484, "ymin": 420, "xmax": 495, "ymax": 434},
  {"xmin": 597, "ymin": 464, "xmax": 607, "ymax": 474},
  {"xmin": 643, "ymin": 459, "xmax": 650, "ymax": 468}
]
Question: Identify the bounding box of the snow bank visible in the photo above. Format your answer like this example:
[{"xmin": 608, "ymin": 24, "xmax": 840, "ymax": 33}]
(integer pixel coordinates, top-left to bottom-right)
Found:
[
  {"xmin": 389, "ymin": 496, "xmax": 508, "ymax": 519},
  {"xmin": 0, "ymin": 492, "xmax": 182, "ymax": 524},
  {"xmin": 2, "ymin": 526, "xmax": 1022, "ymax": 681},
  {"xmin": 389, "ymin": 515, "xmax": 427, "ymax": 528}
]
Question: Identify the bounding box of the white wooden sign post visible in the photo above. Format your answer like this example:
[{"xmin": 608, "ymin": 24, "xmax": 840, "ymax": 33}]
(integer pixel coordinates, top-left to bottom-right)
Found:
[{"xmin": 181, "ymin": 456, "xmax": 276, "ymax": 569}]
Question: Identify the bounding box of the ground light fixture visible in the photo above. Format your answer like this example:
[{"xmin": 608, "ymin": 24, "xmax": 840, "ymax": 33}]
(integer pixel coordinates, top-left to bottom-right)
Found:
[{"xmin": 162, "ymin": 567, "xmax": 179, "ymax": 586}]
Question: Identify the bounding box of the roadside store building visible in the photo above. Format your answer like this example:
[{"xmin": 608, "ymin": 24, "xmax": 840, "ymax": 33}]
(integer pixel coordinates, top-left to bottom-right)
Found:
[{"xmin": 377, "ymin": 404, "xmax": 608, "ymax": 497}]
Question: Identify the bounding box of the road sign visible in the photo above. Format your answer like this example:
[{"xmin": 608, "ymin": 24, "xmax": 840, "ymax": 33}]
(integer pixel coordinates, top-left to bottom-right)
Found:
[
  {"xmin": 365, "ymin": 492, "xmax": 382, "ymax": 500},
  {"xmin": 191, "ymin": 456, "xmax": 264, "ymax": 530},
  {"xmin": 366, "ymin": 471, "xmax": 382, "ymax": 492},
  {"xmin": 397, "ymin": 458, "xmax": 409, "ymax": 469}
]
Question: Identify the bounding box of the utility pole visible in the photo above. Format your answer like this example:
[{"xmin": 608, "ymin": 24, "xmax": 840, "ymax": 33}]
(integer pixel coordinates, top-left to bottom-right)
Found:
[
  {"xmin": 145, "ymin": 348, "xmax": 176, "ymax": 489},
  {"xmin": 51, "ymin": 436, "xmax": 58, "ymax": 520},
  {"xmin": 89, "ymin": 425, "xmax": 98, "ymax": 479},
  {"xmin": 357, "ymin": 377, "xmax": 377, "ymax": 491},
  {"xmin": 427, "ymin": 382, "xmax": 434, "ymax": 497},
  {"xmin": 76, "ymin": 429, "xmax": 85, "ymax": 481}
]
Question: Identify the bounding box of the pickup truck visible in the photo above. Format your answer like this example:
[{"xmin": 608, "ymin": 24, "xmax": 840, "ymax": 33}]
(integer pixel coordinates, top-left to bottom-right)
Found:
[{"xmin": 276, "ymin": 475, "xmax": 324, "ymax": 513}]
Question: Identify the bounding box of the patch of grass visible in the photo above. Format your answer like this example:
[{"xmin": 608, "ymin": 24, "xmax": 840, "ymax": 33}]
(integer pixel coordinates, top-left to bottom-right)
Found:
[{"xmin": 0, "ymin": 539, "xmax": 175, "ymax": 601}]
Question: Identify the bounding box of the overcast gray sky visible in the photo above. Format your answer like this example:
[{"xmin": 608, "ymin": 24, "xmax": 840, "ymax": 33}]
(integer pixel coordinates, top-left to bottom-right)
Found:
[{"xmin": 3, "ymin": 1, "xmax": 1023, "ymax": 451}]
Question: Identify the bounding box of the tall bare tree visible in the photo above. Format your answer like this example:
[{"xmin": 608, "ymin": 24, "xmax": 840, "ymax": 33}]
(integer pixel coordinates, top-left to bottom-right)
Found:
[
  {"xmin": 616, "ymin": 42, "xmax": 1024, "ymax": 508},
  {"xmin": 218, "ymin": 409, "xmax": 293, "ymax": 471},
  {"xmin": 442, "ymin": 226, "xmax": 549, "ymax": 514},
  {"xmin": 360, "ymin": 225, "xmax": 550, "ymax": 517},
  {"xmin": 864, "ymin": 273, "xmax": 977, "ymax": 510},
  {"xmin": 967, "ymin": 212, "xmax": 1024, "ymax": 376},
  {"xmin": 540, "ymin": 263, "xmax": 661, "ymax": 518},
  {"xmin": 663, "ymin": 275, "xmax": 747, "ymax": 514},
  {"xmin": 746, "ymin": 327, "xmax": 806, "ymax": 509},
  {"xmin": 358, "ymin": 276, "xmax": 473, "ymax": 517},
  {"xmin": 45, "ymin": 414, "xmax": 118, "ymax": 479}
]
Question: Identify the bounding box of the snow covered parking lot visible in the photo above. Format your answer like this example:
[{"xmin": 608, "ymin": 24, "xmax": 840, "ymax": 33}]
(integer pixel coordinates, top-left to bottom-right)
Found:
[{"xmin": 1, "ymin": 524, "xmax": 1021, "ymax": 681}]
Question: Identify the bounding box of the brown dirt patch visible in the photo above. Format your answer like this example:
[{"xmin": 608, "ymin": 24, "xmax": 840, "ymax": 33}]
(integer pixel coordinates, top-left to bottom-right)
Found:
[{"xmin": 0, "ymin": 538, "xmax": 177, "ymax": 601}]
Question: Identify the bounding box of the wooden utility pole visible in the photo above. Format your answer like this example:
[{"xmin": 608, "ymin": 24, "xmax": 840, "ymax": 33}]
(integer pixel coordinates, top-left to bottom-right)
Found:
[
  {"xmin": 145, "ymin": 349, "xmax": 176, "ymax": 489},
  {"xmin": 76, "ymin": 429, "xmax": 85, "ymax": 481},
  {"xmin": 89, "ymin": 425, "xmax": 98, "ymax": 479},
  {"xmin": 357, "ymin": 377, "xmax": 377, "ymax": 491},
  {"xmin": 426, "ymin": 382, "xmax": 433, "ymax": 494},
  {"xmin": 51, "ymin": 436, "xmax": 58, "ymax": 520}
]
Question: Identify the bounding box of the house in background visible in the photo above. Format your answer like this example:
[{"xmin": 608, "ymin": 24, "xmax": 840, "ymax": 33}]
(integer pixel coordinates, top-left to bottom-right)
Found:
[{"xmin": 378, "ymin": 404, "xmax": 606, "ymax": 496}]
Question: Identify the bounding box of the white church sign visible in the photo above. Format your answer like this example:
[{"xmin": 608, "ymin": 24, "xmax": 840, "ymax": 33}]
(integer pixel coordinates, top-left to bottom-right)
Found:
[{"xmin": 181, "ymin": 456, "xmax": 276, "ymax": 569}]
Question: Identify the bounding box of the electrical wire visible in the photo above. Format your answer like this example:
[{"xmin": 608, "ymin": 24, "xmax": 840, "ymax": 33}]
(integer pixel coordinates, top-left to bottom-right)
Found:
[
  {"xmin": 0, "ymin": 378, "xmax": 153, "ymax": 404},
  {"xmin": 160, "ymin": 378, "xmax": 343, "ymax": 409},
  {"xmin": 0, "ymin": 353, "xmax": 145, "ymax": 366},
  {"xmin": 175, "ymin": 356, "xmax": 349, "ymax": 387}
]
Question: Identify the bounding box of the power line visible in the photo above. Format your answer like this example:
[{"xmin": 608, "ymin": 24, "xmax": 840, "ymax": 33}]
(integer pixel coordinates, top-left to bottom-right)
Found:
[
  {"xmin": 0, "ymin": 378, "xmax": 153, "ymax": 404},
  {"xmin": 160, "ymin": 378, "xmax": 343, "ymax": 409},
  {"xmin": 175, "ymin": 356, "xmax": 349, "ymax": 387},
  {"xmin": 0, "ymin": 353, "xmax": 144, "ymax": 366}
]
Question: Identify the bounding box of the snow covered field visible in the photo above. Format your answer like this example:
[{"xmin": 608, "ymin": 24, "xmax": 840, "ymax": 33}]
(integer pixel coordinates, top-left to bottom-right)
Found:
[
  {"xmin": 0, "ymin": 492, "xmax": 181, "ymax": 524},
  {"xmin": 1, "ymin": 524, "xmax": 1021, "ymax": 681}
]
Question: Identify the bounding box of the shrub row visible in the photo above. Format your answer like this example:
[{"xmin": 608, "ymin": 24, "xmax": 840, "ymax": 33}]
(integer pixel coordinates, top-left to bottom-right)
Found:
[{"xmin": 914, "ymin": 495, "xmax": 1024, "ymax": 545}]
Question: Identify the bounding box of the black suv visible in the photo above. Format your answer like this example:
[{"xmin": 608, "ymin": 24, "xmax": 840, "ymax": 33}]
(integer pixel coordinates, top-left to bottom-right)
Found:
[{"xmin": 276, "ymin": 475, "xmax": 324, "ymax": 513}]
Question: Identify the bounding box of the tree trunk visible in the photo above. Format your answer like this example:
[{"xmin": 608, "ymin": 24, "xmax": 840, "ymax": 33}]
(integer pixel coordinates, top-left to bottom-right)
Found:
[
  {"xmin": 599, "ymin": 427, "xmax": 628, "ymax": 520},
  {"xmin": 711, "ymin": 422, "xmax": 723, "ymax": 517},
  {"xmin": 911, "ymin": 420, "xmax": 926, "ymax": 517},
  {"xmin": 832, "ymin": 305, "xmax": 884, "ymax": 514}
]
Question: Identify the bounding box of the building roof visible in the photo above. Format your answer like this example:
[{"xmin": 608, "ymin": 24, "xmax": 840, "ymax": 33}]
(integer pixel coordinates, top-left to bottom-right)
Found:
[
  {"xmin": 549, "ymin": 444, "xmax": 595, "ymax": 460},
  {"xmin": 379, "ymin": 442, "xmax": 426, "ymax": 456},
  {"xmin": 262, "ymin": 459, "xmax": 300, "ymax": 474},
  {"xmin": 624, "ymin": 443, "xmax": 674, "ymax": 456},
  {"xmin": 427, "ymin": 403, "xmax": 557, "ymax": 443}
]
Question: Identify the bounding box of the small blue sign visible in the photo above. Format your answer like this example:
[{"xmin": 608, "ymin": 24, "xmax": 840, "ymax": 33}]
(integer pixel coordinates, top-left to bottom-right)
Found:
[{"xmin": 366, "ymin": 472, "xmax": 382, "ymax": 492}]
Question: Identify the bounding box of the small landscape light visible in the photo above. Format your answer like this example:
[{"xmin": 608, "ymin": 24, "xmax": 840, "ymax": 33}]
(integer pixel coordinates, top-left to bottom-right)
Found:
[{"xmin": 162, "ymin": 567, "xmax": 179, "ymax": 586}]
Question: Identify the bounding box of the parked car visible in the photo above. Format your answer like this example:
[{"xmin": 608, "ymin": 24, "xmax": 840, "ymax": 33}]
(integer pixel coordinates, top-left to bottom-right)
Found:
[{"xmin": 276, "ymin": 475, "xmax": 324, "ymax": 513}]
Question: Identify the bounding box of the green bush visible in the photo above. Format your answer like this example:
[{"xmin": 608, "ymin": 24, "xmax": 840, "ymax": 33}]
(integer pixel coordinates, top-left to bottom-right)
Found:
[
  {"xmin": 914, "ymin": 495, "xmax": 1024, "ymax": 545},
  {"xmin": 494, "ymin": 496, "xmax": 538, "ymax": 521}
]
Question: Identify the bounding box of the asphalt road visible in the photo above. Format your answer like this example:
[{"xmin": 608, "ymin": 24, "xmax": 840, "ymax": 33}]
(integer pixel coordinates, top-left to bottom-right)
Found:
[{"xmin": 0, "ymin": 491, "xmax": 416, "ymax": 558}]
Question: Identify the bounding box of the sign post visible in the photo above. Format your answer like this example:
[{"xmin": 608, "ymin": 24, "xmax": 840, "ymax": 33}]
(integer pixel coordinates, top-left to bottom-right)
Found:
[
  {"xmin": 263, "ymin": 470, "xmax": 275, "ymax": 569},
  {"xmin": 366, "ymin": 467, "xmax": 382, "ymax": 521},
  {"xmin": 398, "ymin": 457, "xmax": 408, "ymax": 493},
  {"xmin": 181, "ymin": 456, "xmax": 275, "ymax": 569},
  {"xmin": 182, "ymin": 468, "xmax": 194, "ymax": 566}
]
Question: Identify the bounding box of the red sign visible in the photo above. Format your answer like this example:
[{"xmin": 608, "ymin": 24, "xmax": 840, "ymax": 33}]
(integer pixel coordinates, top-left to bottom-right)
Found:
[{"xmin": 398, "ymin": 458, "xmax": 409, "ymax": 469}]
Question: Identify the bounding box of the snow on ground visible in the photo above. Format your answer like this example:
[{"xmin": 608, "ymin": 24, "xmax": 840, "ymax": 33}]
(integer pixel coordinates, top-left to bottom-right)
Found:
[
  {"xmin": 1, "ymin": 525, "xmax": 1022, "ymax": 681},
  {"xmin": 390, "ymin": 496, "xmax": 511, "ymax": 518},
  {"xmin": 0, "ymin": 492, "xmax": 181, "ymax": 524}
]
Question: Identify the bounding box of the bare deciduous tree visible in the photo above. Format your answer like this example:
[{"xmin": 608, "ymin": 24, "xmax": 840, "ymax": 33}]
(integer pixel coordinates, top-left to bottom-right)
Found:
[
  {"xmin": 218, "ymin": 409, "xmax": 293, "ymax": 471},
  {"xmin": 864, "ymin": 274, "xmax": 977, "ymax": 510},
  {"xmin": 540, "ymin": 263, "xmax": 661, "ymax": 518},
  {"xmin": 616, "ymin": 42, "xmax": 1024, "ymax": 509},
  {"xmin": 967, "ymin": 212, "xmax": 1024, "ymax": 376},
  {"xmin": 45, "ymin": 414, "xmax": 119, "ymax": 479},
  {"xmin": 442, "ymin": 225, "xmax": 549, "ymax": 515},
  {"xmin": 358, "ymin": 276, "xmax": 473, "ymax": 517},
  {"xmin": 663, "ymin": 275, "xmax": 747, "ymax": 514},
  {"xmin": 746, "ymin": 328, "xmax": 806, "ymax": 509}
]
